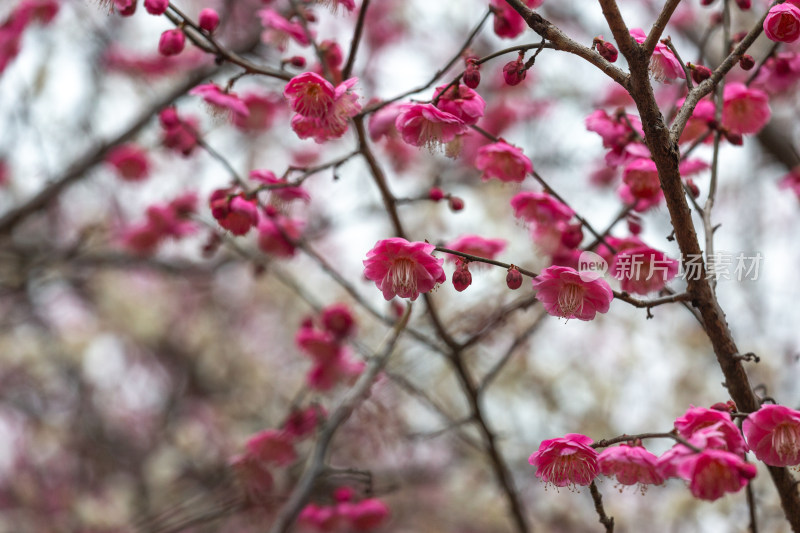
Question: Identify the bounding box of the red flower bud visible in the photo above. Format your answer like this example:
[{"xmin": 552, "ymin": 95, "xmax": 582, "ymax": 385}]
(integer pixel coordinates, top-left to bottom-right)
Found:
[
  {"xmin": 452, "ymin": 262, "xmax": 472, "ymax": 292},
  {"xmin": 739, "ymin": 54, "xmax": 755, "ymax": 71},
  {"xmin": 429, "ymin": 187, "xmax": 444, "ymax": 202},
  {"xmin": 448, "ymin": 196, "xmax": 464, "ymax": 211},
  {"xmin": 502, "ymin": 57, "xmax": 527, "ymax": 86},
  {"xmin": 506, "ymin": 267, "xmax": 523, "ymax": 290},
  {"xmin": 690, "ymin": 63, "xmax": 713, "ymax": 84}
]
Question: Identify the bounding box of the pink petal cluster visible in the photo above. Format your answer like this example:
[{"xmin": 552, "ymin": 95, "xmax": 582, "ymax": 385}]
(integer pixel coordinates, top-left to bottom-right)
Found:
[
  {"xmin": 743, "ymin": 404, "xmax": 800, "ymax": 467},
  {"xmin": 511, "ymin": 191, "xmax": 583, "ymax": 257},
  {"xmin": 676, "ymin": 449, "xmax": 756, "ymax": 501},
  {"xmin": 531, "ymin": 265, "xmax": 613, "ymax": 321},
  {"xmin": 159, "ymin": 107, "xmax": 199, "ymax": 156},
  {"xmin": 619, "ymin": 158, "xmax": 663, "ymax": 211},
  {"xmin": 395, "ymin": 103, "xmax": 468, "ymax": 153},
  {"xmin": 120, "ymin": 193, "xmax": 198, "ymax": 255},
  {"xmin": 257, "ymin": 210, "xmax": 305, "ymax": 258},
  {"xmin": 258, "ymin": 9, "xmax": 310, "ymax": 50},
  {"xmin": 296, "ymin": 304, "xmax": 362, "ymax": 391},
  {"xmin": 158, "ymin": 28, "xmax": 185, "ymax": 57},
  {"xmin": 209, "ymin": 189, "xmax": 259, "ymax": 236},
  {"xmin": 611, "ymin": 245, "xmax": 679, "ymax": 295},
  {"xmin": 753, "ymin": 52, "xmax": 800, "ymax": 95},
  {"xmin": 190, "ymin": 83, "xmax": 249, "ymax": 120},
  {"xmin": 363, "ymin": 238, "xmax": 446, "ymax": 301},
  {"xmin": 490, "ymin": 0, "xmax": 543, "ymax": 39},
  {"xmin": 233, "ymin": 91, "xmax": 284, "ymax": 131},
  {"xmin": 433, "ymin": 84, "xmax": 486, "ymax": 126},
  {"xmin": 764, "ymin": 3, "xmax": 800, "ymax": 43},
  {"xmin": 598, "ymin": 443, "xmax": 664, "ymax": 488},
  {"xmin": 475, "ymin": 141, "xmax": 533, "ymax": 183},
  {"xmin": 250, "ymin": 169, "xmax": 311, "ymax": 204},
  {"xmin": 674, "ymin": 406, "xmax": 748, "ymax": 456},
  {"xmin": 630, "ymin": 28, "xmax": 685, "ymax": 82},
  {"xmin": 528, "ymin": 433, "xmax": 599, "ymax": 488},
  {"xmin": 285, "ymin": 73, "xmax": 361, "ymax": 143},
  {"xmin": 721, "ymin": 82, "xmax": 771, "ymax": 136},
  {"xmin": 106, "ymin": 144, "xmax": 151, "ymax": 182},
  {"xmin": 299, "ymin": 491, "xmax": 390, "ymax": 532},
  {"xmin": 677, "ymin": 98, "xmax": 716, "ymax": 145},
  {"xmin": 444, "ymin": 234, "xmax": 506, "ymax": 262}
]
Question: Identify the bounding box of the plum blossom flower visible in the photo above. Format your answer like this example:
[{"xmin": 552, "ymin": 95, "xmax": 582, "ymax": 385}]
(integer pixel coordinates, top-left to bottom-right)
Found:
[
  {"xmin": 321, "ymin": 303, "xmax": 356, "ymax": 339},
  {"xmin": 106, "ymin": 144, "xmax": 150, "ymax": 182},
  {"xmin": 674, "ymin": 405, "xmax": 748, "ymax": 456},
  {"xmin": 284, "ymin": 72, "xmax": 336, "ymax": 119},
  {"xmin": 209, "ymin": 190, "xmax": 259, "ymax": 236},
  {"xmin": 363, "ymin": 238, "xmax": 446, "ymax": 301},
  {"xmin": 676, "ymin": 449, "xmax": 756, "ymax": 501},
  {"xmin": 764, "ymin": 3, "xmax": 800, "ymax": 43},
  {"xmin": 598, "ymin": 443, "xmax": 664, "ymax": 488},
  {"xmin": 257, "ymin": 213, "xmax": 304, "ymax": 257},
  {"xmin": 259, "ymin": 9, "xmax": 310, "ymax": 49},
  {"xmin": 246, "ymin": 429, "xmax": 297, "ymax": 467},
  {"xmin": 630, "ymin": 28, "xmax": 685, "ymax": 82},
  {"xmin": 289, "ymin": 77, "xmax": 361, "ymax": 143},
  {"xmin": 158, "ymin": 29, "xmax": 185, "ymax": 56},
  {"xmin": 190, "ymin": 83, "xmax": 249, "ymax": 119},
  {"xmin": 657, "ymin": 424, "xmax": 731, "ymax": 479},
  {"xmin": 743, "ymin": 404, "xmax": 800, "ymax": 467},
  {"xmin": 585, "ymin": 109, "xmax": 644, "ymax": 150},
  {"xmin": 528, "ymin": 433, "xmax": 599, "ymax": 488},
  {"xmin": 444, "ymin": 234, "xmax": 506, "ymax": 262},
  {"xmin": 475, "ymin": 141, "xmax": 533, "ymax": 183},
  {"xmin": 722, "ymin": 83, "xmax": 771, "ymax": 136},
  {"xmin": 510, "ymin": 191, "xmax": 574, "ymax": 226},
  {"xmin": 394, "ymin": 103, "xmax": 468, "ymax": 153},
  {"xmin": 620, "ymin": 158, "xmax": 663, "ymax": 211},
  {"xmin": 490, "ymin": 0, "xmax": 543, "ymax": 39},
  {"xmin": 532, "ymin": 265, "xmax": 613, "ymax": 321},
  {"xmin": 611, "ymin": 245, "xmax": 679, "ymax": 295},
  {"xmin": 433, "ymin": 84, "xmax": 485, "ymax": 126},
  {"xmin": 753, "ymin": 52, "xmax": 800, "ymax": 95},
  {"xmin": 677, "ymin": 98, "xmax": 716, "ymax": 144},
  {"xmin": 250, "ymin": 169, "xmax": 311, "ymax": 204}
]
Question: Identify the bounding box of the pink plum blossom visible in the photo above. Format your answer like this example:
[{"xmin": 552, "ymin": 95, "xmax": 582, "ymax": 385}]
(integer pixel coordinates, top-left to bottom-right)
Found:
[
  {"xmin": 743, "ymin": 404, "xmax": 800, "ymax": 467},
  {"xmin": 676, "ymin": 449, "xmax": 756, "ymax": 501},
  {"xmin": 722, "ymin": 83, "xmax": 771, "ymax": 135},
  {"xmin": 296, "ymin": 327, "xmax": 340, "ymax": 364},
  {"xmin": 620, "ymin": 158, "xmax": 663, "ymax": 211},
  {"xmin": 510, "ymin": 191, "xmax": 574, "ymax": 226},
  {"xmin": 630, "ymin": 28, "xmax": 685, "ymax": 82},
  {"xmin": 284, "ymin": 72, "xmax": 336, "ymax": 119},
  {"xmin": 444, "ymin": 234, "xmax": 506, "ymax": 262},
  {"xmin": 764, "ymin": 3, "xmax": 800, "ymax": 43},
  {"xmin": 674, "ymin": 405, "xmax": 748, "ymax": 456},
  {"xmin": 363, "ymin": 238, "xmax": 446, "ymax": 301},
  {"xmin": 475, "ymin": 141, "xmax": 533, "ymax": 182},
  {"xmin": 289, "ymin": 77, "xmax": 361, "ymax": 143},
  {"xmin": 753, "ymin": 52, "xmax": 800, "ymax": 95},
  {"xmin": 158, "ymin": 29, "xmax": 185, "ymax": 56},
  {"xmin": 233, "ymin": 92, "xmax": 283, "ymax": 131},
  {"xmin": 106, "ymin": 144, "xmax": 150, "ymax": 182},
  {"xmin": 657, "ymin": 423, "xmax": 732, "ymax": 479},
  {"xmin": 245, "ymin": 429, "xmax": 297, "ymax": 467},
  {"xmin": 321, "ymin": 303, "xmax": 356, "ymax": 339},
  {"xmin": 257, "ymin": 214, "xmax": 304, "ymax": 257},
  {"xmin": 433, "ymin": 84, "xmax": 486, "ymax": 126},
  {"xmin": 198, "ymin": 8, "xmax": 219, "ymax": 32},
  {"xmin": 528, "ymin": 433, "xmax": 599, "ymax": 488},
  {"xmin": 598, "ymin": 443, "xmax": 664, "ymax": 487},
  {"xmin": 394, "ymin": 103, "xmax": 468, "ymax": 153},
  {"xmin": 307, "ymin": 350, "xmax": 364, "ymax": 391},
  {"xmin": 259, "ymin": 9, "xmax": 310, "ymax": 49},
  {"xmin": 531, "ymin": 265, "xmax": 613, "ymax": 321},
  {"xmin": 250, "ymin": 169, "xmax": 311, "ymax": 203},
  {"xmin": 209, "ymin": 190, "xmax": 259, "ymax": 236},
  {"xmin": 490, "ymin": 0, "xmax": 543, "ymax": 39},
  {"xmin": 611, "ymin": 245, "xmax": 679, "ymax": 295},
  {"xmin": 190, "ymin": 83, "xmax": 249, "ymax": 119},
  {"xmin": 143, "ymin": 0, "xmax": 168, "ymax": 15}
]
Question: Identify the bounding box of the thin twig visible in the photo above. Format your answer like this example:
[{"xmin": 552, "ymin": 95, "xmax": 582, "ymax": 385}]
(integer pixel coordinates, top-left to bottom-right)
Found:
[{"xmin": 589, "ymin": 481, "xmax": 615, "ymax": 533}]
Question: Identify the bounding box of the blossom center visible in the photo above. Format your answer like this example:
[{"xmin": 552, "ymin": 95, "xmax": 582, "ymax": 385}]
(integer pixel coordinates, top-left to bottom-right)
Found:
[
  {"xmin": 558, "ymin": 282, "xmax": 585, "ymax": 317},
  {"xmin": 390, "ymin": 258, "xmax": 418, "ymax": 295},
  {"xmin": 773, "ymin": 422, "xmax": 800, "ymax": 462}
]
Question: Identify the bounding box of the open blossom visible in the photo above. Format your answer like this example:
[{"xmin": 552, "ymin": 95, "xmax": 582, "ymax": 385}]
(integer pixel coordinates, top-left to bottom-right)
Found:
[
  {"xmin": 599, "ymin": 443, "xmax": 664, "ymax": 487},
  {"xmin": 585, "ymin": 109, "xmax": 644, "ymax": 150},
  {"xmin": 532, "ymin": 265, "xmax": 613, "ymax": 321},
  {"xmin": 675, "ymin": 406, "xmax": 748, "ymax": 456},
  {"xmin": 721, "ymin": 83, "xmax": 771, "ymax": 136},
  {"xmin": 677, "ymin": 98, "xmax": 716, "ymax": 144},
  {"xmin": 106, "ymin": 144, "xmax": 150, "ymax": 182},
  {"xmin": 394, "ymin": 103, "xmax": 468, "ymax": 153},
  {"xmin": 620, "ymin": 158, "xmax": 663, "ymax": 211},
  {"xmin": 657, "ymin": 424, "xmax": 731, "ymax": 479},
  {"xmin": 676, "ymin": 449, "xmax": 756, "ymax": 501},
  {"xmin": 475, "ymin": 141, "xmax": 533, "ymax": 183},
  {"xmin": 259, "ymin": 9, "xmax": 310, "ymax": 49},
  {"xmin": 743, "ymin": 404, "xmax": 800, "ymax": 467},
  {"xmin": 363, "ymin": 238, "xmax": 446, "ymax": 301},
  {"xmin": 764, "ymin": 3, "xmax": 800, "ymax": 43},
  {"xmin": 529, "ymin": 433, "xmax": 599, "ymax": 488},
  {"xmin": 753, "ymin": 52, "xmax": 800, "ymax": 95},
  {"xmin": 511, "ymin": 191, "xmax": 573, "ymax": 225},
  {"xmin": 444, "ymin": 234, "xmax": 506, "ymax": 262},
  {"xmin": 257, "ymin": 214, "xmax": 304, "ymax": 257},
  {"xmin": 630, "ymin": 28, "xmax": 685, "ymax": 82},
  {"xmin": 284, "ymin": 72, "xmax": 336, "ymax": 119},
  {"xmin": 246, "ymin": 429, "xmax": 297, "ymax": 467},
  {"xmin": 190, "ymin": 83, "xmax": 249, "ymax": 119},
  {"xmin": 433, "ymin": 84, "xmax": 485, "ymax": 126},
  {"xmin": 611, "ymin": 245, "xmax": 679, "ymax": 295},
  {"xmin": 250, "ymin": 169, "xmax": 310, "ymax": 203},
  {"xmin": 209, "ymin": 190, "xmax": 259, "ymax": 236},
  {"xmin": 289, "ymin": 77, "xmax": 361, "ymax": 143}
]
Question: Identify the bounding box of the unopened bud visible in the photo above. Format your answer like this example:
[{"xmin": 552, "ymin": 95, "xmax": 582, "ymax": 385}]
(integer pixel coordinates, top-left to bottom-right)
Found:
[
  {"xmin": 506, "ymin": 267, "xmax": 523, "ymax": 290},
  {"xmin": 452, "ymin": 262, "xmax": 472, "ymax": 292},
  {"xmin": 429, "ymin": 187, "xmax": 444, "ymax": 202},
  {"xmin": 502, "ymin": 57, "xmax": 527, "ymax": 86},
  {"xmin": 689, "ymin": 63, "xmax": 713, "ymax": 83},
  {"xmin": 685, "ymin": 178, "xmax": 700, "ymax": 198},
  {"xmin": 448, "ymin": 196, "xmax": 464, "ymax": 211},
  {"xmin": 593, "ymin": 37, "xmax": 618, "ymax": 63},
  {"xmin": 463, "ymin": 62, "xmax": 481, "ymax": 89},
  {"xmin": 739, "ymin": 54, "xmax": 755, "ymax": 71}
]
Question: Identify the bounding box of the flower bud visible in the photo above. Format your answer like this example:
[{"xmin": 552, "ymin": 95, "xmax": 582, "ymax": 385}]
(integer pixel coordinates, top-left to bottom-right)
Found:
[
  {"xmin": 198, "ymin": 8, "xmax": 220, "ymax": 32},
  {"xmin": 144, "ymin": 0, "xmax": 167, "ymax": 15},
  {"xmin": 735, "ymin": 0, "xmax": 751, "ymax": 11},
  {"xmin": 463, "ymin": 62, "xmax": 481, "ymax": 89},
  {"xmin": 429, "ymin": 187, "xmax": 445, "ymax": 202},
  {"xmin": 593, "ymin": 37, "xmax": 618, "ymax": 63},
  {"xmin": 288, "ymin": 55, "xmax": 307, "ymax": 68},
  {"xmin": 502, "ymin": 57, "xmax": 527, "ymax": 86},
  {"xmin": 739, "ymin": 54, "xmax": 755, "ymax": 70},
  {"xmin": 452, "ymin": 262, "xmax": 472, "ymax": 292},
  {"xmin": 448, "ymin": 196, "xmax": 464, "ymax": 211},
  {"xmin": 158, "ymin": 29, "xmax": 186, "ymax": 56},
  {"xmin": 506, "ymin": 267, "xmax": 523, "ymax": 290},
  {"xmin": 690, "ymin": 63, "xmax": 713, "ymax": 83}
]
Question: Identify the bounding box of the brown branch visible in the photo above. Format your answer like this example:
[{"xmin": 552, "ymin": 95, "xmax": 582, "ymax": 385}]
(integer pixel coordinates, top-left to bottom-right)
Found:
[
  {"xmin": 589, "ymin": 481, "xmax": 615, "ymax": 533},
  {"xmin": 503, "ymin": 0, "xmax": 629, "ymax": 86},
  {"xmin": 642, "ymin": 0, "xmax": 682, "ymax": 57},
  {"xmin": 342, "ymin": 0, "xmax": 370, "ymax": 79}
]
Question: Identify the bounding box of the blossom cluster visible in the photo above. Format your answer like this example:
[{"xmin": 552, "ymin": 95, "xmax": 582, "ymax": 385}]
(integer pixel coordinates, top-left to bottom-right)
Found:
[{"xmin": 299, "ymin": 486, "xmax": 390, "ymax": 532}]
